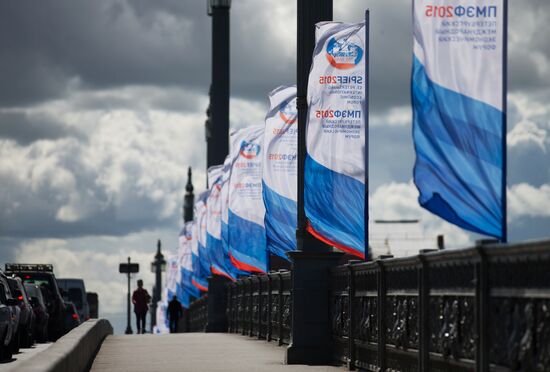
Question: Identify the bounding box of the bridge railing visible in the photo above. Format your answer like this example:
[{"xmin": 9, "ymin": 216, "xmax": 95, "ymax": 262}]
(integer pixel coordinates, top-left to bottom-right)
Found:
[
  {"xmin": 329, "ymin": 240, "xmax": 550, "ymax": 371},
  {"xmin": 188, "ymin": 294, "xmax": 208, "ymax": 332},
  {"xmin": 185, "ymin": 239, "xmax": 550, "ymax": 370},
  {"xmin": 226, "ymin": 270, "xmax": 291, "ymax": 344}
]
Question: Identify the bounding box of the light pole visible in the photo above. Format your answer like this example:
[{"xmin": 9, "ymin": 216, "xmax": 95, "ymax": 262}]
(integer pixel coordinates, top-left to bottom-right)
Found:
[
  {"xmin": 150, "ymin": 240, "xmax": 166, "ymax": 332},
  {"xmin": 286, "ymin": 0, "xmax": 342, "ymax": 365},
  {"xmin": 119, "ymin": 257, "xmax": 139, "ymax": 335},
  {"xmin": 206, "ymin": 0, "xmax": 231, "ymax": 168}
]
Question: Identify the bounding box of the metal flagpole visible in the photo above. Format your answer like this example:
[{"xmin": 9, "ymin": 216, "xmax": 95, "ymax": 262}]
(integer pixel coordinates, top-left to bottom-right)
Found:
[
  {"xmin": 501, "ymin": 0, "xmax": 508, "ymax": 243},
  {"xmin": 364, "ymin": 10, "xmax": 370, "ymax": 261}
]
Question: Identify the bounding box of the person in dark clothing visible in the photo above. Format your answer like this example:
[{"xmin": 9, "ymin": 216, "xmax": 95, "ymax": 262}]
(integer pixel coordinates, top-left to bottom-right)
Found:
[
  {"xmin": 167, "ymin": 296, "xmax": 183, "ymax": 333},
  {"xmin": 132, "ymin": 279, "xmax": 151, "ymax": 334}
]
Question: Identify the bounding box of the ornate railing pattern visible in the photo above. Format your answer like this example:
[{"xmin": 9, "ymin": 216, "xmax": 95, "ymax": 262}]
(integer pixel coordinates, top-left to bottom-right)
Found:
[
  {"xmin": 188, "ymin": 294, "xmax": 208, "ymax": 332},
  {"xmin": 226, "ymin": 270, "xmax": 292, "ymax": 344},
  {"xmin": 329, "ymin": 240, "xmax": 550, "ymax": 371}
]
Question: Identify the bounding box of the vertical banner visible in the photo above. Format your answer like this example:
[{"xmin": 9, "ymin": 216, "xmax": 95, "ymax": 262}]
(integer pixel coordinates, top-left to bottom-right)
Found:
[
  {"xmin": 206, "ymin": 164, "xmax": 238, "ymax": 280},
  {"xmin": 228, "ymin": 125, "xmax": 268, "ymax": 273},
  {"xmin": 191, "ymin": 191, "xmax": 210, "ymax": 291},
  {"xmin": 262, "ymin": 86, "xmax": 298, "ymax": 259},
  {"xmin": 166, "ymin": 256, "xmax": 179, "ymax": 301},
  {"xmin": 412, "ymin": 1, "xmax": 506, "ymax": 240},
  {"xmin": 178, "ymin": 222, "xmax": 199, "ymax": 307},
  {"xmin": 305, "ymin": 21, "xmax": 368, "ymax": 259}
]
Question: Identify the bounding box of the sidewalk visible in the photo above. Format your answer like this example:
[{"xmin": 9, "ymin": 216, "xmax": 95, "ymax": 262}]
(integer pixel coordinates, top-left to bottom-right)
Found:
[{"xmin": 90, "ymin": 333, "xmax": 344, "ymax": 372}]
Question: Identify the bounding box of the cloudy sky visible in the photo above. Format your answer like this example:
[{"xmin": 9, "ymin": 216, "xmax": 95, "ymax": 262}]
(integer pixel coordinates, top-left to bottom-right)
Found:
[{"xmin": 1, "ymin": 0, "xmax": 549, "ymax": 333}]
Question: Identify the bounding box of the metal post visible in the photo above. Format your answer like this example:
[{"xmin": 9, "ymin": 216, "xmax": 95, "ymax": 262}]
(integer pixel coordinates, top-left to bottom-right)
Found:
[
  {"xmin": 295, "ymin": 0, "xmax": 332, "ymax": 254},
  {"xmin": 125, "ymin": 257, "xmax": 133, "ymax": 335},
  {"xmin": 286, "ymin": 0, "xmax": 343, "ymax": 365},
  {"xmin": 207, "ymin": 0, "xmax": 230, "ymax": 168}
]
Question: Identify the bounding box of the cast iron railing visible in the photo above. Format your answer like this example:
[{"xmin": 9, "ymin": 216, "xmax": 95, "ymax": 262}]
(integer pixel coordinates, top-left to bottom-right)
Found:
[
  {"xmin": 226, "ymin": 269, "xmax": 292, "ymax": 344},
  {"xmin": 329, "ymin": 240, "xmax": 550, "ymax": 371},
  {"xmin": 188, "ymin": 294, "xmax": 208, "ymax": 332}
]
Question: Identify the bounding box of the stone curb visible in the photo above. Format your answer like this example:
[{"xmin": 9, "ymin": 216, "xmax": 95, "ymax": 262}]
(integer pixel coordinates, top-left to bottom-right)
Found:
[{"xmin": 16, "ymin": 319, "xmax": 113, "ymax": 372}]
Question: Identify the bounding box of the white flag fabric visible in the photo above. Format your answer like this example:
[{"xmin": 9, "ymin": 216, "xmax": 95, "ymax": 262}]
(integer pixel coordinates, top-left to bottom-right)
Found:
[
  {"xmin": 305, "ymin": 21, "xmax": 367, "ymax": 259},
  {"xmin": 262, "ymin": 85, "xmax": 297, "ymax": 259}
]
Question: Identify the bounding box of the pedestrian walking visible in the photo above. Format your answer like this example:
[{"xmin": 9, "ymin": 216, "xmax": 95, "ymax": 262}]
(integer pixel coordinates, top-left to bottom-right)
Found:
[
  {"xmin": 167, "ymin": 295, "xmax": 183, "ymax": 333},
  {"xmin": 132, "ymin": 279, "xmax": 151, "ymax": 334}
]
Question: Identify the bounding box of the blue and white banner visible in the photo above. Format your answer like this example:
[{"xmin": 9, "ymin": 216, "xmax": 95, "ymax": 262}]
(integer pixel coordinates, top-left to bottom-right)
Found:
[
  {"xmin": 206, "ymin": 164, "xmax": 237, "ymax": 280},
  {"xmin": 228, "ymin": 125, "xmax": 267, "ymax": 273},
  {"xmin": 262, "ymin": 86, "xmax": 297, "ymax": 259},
  {"xmin": 177, "ymin": 222, "xmax": 199, "ymax": 307},
  {"xmin": 166, "ymin": 255, "xmax": 179, "ymax": 301},
  {"xmin": 305, "ymin": 21, "xmax": 367, "ymax": 259},
  {"xmin": 192, "ymin": 191, "xmax": 210, "ymax": 291},
  {"xmin": 412, "ymin": 0, "xmax": 506, "ymax": 239}
]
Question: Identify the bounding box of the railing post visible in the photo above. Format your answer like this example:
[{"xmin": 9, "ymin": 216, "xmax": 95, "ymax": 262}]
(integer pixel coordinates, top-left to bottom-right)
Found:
[
  {"xmin": 476, "ymin": 243, "xmax": 489, "ymax": 372},
  {"xmin": 377, "ymin": 260, "xmax": 387, "ymax": 372},
  {"xmin": 249, "ymin": 276, "xmax": 255, "ymax": 337},
  {"xmin": 277, "ymin": 270, "xmax": 284, "ymax": 345},
  {"xmin": 267, "ymin": 272, "xmax": 273, "ymax": 341},
  {"xmin": 419, "ymin": 254, "xmax": 429, "ymax": 371},
  {"xmin": 347, "ymin": 261, "xmax": 360, "ymax": 371}
]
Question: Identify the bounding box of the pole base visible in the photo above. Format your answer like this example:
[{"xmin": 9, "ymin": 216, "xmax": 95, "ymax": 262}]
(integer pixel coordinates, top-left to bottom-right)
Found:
[
  {"xmin": 205, "ymin": 275, "xmax": 229, "ymax": 333},
  {"xmin": 285, "ymin": 345, "xmax": 333, "ymax": 365},
  {"xmin": 124, "ymin": 327, "xmax": 133, "ymax": 335},
  {"xmin": 285, "ymin": 250, "xmax": 343, "ymax": 365}
]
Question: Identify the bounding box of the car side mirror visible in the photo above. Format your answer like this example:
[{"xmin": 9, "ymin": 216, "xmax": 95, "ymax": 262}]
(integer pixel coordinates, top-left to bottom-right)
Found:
[{"xmin": 6, "ymin": 298, "xmax": 19, "ymax": 306}]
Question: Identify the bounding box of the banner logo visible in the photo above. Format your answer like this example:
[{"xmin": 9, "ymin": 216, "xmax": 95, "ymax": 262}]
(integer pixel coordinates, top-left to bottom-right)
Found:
[
  {"xmin": 326, "ymin": 37, "xmax": 363, "ymax": 69},
  {"xmin": 239, "ymin": 140, "xmax": 261, "ymax": 159},
  {"xmin": 279, "ymin": 98, "xmax": 297, "ymax": 124}
]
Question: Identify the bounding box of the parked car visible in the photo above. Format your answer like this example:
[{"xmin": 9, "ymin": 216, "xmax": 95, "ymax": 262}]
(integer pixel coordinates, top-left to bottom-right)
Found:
[
  {"xmin": 7, "ymin": 277, "xmax": 34, "ymax": 348},
  {"xmin": 63, "ymin": 301, "xmax": 80, "ymax": 332},
  {"xmin": 24, "ymin": 283, "xmax": 49, "ymax": 343},
  {"xmin": 57, "ymin": 279, "xmax": 90, "ymax": 322},
  {"xmin": 5, "ymin": 264, "xmax": 66, "ymax": 341},
  {"xmin": 87, "ymin": 292, "xmax": 98, "ymax": 319},
  {"xmin": 0, "ymin": 271, "xmax": 18, "ymax": 361}
]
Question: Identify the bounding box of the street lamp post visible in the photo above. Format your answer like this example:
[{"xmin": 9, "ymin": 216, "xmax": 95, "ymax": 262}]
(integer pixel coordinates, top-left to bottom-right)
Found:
[
  {"xmin": 204, "ymin": 0, "xmax": 232, "ymax": 333},
  {"xmin": 150, "ymin": 240, "xmax": 166, "ymax": 332},
  {"xmin": 206, "ymin": 0, "xmax": 231, "ymax": 168},
  {"xmin": 285, "ymin": 0, "xmax": 343, "ymax": 365},
  {"xmin": 119, "ymin": 257, "xmax": 139, "ymax": 335}
]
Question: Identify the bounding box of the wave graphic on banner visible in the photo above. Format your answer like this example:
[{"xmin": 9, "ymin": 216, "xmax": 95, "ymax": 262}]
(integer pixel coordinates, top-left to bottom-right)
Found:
[{"xmin": 412, "ymin": 0, "xmax": 505, "ymax": 239}]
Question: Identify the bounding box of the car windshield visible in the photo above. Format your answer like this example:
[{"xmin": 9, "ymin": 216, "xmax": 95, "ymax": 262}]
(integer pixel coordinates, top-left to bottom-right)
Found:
[{"xmin": 19, "ymin": 274, "xmax": 54, "ymax": 292}]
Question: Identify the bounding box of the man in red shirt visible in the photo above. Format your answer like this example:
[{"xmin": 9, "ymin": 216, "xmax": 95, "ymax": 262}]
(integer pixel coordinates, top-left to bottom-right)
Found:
[{"xmin": 132, "ymin": 279, "xmax": 151, "ymax": 334}]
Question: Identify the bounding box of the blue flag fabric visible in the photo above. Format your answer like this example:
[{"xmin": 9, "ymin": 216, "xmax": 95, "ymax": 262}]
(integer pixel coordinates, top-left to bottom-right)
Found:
[{"xmin": 412, "ymin": 0, "xmax": 505, "ymax": 239}]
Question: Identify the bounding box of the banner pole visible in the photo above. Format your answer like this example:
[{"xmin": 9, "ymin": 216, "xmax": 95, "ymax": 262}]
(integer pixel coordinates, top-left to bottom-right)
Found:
[
  {"xmin": 365, "ymin": 10, "xmax": 370, "ymax": 260},
  {"xmin": 502, "ymin": 0, "xmax": 508, "ymax": 243}
]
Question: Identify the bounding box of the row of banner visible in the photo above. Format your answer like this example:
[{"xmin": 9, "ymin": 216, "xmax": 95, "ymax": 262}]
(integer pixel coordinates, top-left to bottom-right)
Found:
[{"xmin": 159, "ymin": 0, "xmax": 507, "ymax": 312}]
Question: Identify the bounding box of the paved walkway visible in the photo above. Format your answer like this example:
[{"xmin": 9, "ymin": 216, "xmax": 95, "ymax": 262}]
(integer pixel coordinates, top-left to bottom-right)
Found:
[{"xmin": 91, "ymin": 333, "xmax": 344, "ymax": 372}]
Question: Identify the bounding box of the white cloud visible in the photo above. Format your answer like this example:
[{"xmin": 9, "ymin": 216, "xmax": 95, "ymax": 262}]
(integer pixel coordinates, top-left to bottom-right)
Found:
[
  {"xmin": 13, "ymin": 229, "xmax": 178, "ymax": 316},
  {"xmin": 507, "ymin": 120, "xmax": 547, "ymax": 151},
  {"xmin": 508, "ymin": 183, "xmax": 550, "ymax": 219}
]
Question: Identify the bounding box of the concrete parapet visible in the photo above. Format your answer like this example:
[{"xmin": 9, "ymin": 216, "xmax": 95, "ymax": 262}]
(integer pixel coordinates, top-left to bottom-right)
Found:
[{"xmin": 17, "ymin": 319, "xmax": 113, "ymax": 372}]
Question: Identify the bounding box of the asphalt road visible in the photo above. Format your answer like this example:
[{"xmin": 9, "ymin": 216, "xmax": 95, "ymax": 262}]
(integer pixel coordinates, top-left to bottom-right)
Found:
[{"xmin": 91, "ymin": 333, "xmax": 344, "ymax": 372}]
